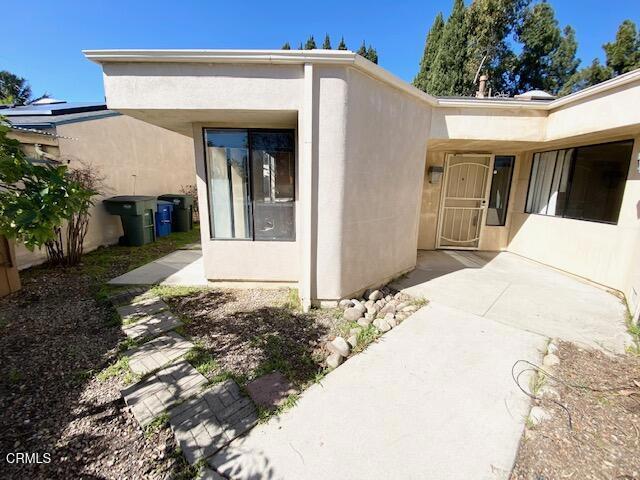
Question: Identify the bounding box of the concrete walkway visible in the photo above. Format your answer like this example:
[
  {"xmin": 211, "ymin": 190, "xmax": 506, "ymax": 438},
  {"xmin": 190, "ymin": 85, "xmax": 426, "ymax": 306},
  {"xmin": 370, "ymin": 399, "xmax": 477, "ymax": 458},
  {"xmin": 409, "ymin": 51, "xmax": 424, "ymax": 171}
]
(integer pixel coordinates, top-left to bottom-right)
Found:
[
  {"xmin": 109, "ymin": 247, "xmax": 207, "ymax": 286},
  {"xmin": 210, "ymin": 303, "xmax": 547, "ymax": 480},
  {"xmin": 392, "ymin": 251, "xmax": 629, "ymax": 353}
]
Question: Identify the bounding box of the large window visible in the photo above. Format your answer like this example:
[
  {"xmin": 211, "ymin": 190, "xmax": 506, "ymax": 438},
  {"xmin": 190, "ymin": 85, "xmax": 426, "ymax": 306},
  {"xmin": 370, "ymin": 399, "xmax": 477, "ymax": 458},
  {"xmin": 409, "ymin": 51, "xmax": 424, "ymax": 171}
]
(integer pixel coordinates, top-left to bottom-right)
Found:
[
  {"xmin": 486, "ymin": 155, "xmax": 514, "ymax": 226},
  {"xmin": 525, "ymin": 140, "xmax": 633, "ymax": 224},
  {"xmin": 205, "ymin": 129, "xmax": 295, "ymax": 240}
]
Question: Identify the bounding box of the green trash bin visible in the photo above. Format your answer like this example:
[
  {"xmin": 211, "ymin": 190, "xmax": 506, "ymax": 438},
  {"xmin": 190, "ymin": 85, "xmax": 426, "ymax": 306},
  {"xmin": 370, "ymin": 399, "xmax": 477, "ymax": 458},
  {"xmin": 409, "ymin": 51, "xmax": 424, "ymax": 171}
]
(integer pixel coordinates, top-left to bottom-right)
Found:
[
  {"xmin": 157, "ymin": 194, "xmax": 194, "ymax": 232},
  {"xmin": 103, "ymin": 196, "xmax": 157, "ymax": 246}
]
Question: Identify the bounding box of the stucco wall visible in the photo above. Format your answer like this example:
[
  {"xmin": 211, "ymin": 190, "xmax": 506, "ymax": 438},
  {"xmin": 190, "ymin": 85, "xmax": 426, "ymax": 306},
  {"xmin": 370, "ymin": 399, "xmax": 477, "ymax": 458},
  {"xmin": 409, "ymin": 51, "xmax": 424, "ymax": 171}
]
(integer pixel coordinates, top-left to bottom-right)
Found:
[
  {"xmin": 16, "ymin": 114, "xmax": 196, "ymax": 268},
  {"xmin": 333, "ymin": 67, "xmax": 431, "ymax": 299},
  {"xmin": 507, "ymin": 133, "xmax": 640, "ymax": 316}
]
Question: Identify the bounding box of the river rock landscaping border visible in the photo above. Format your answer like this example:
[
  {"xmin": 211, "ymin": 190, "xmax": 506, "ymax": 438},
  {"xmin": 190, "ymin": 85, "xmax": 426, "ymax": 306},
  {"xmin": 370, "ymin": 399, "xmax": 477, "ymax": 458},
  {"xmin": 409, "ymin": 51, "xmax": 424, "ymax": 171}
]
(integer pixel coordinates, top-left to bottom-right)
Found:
[{"xmin": 326, "ymin": 285, "xmax": 425, "ymax": 368}]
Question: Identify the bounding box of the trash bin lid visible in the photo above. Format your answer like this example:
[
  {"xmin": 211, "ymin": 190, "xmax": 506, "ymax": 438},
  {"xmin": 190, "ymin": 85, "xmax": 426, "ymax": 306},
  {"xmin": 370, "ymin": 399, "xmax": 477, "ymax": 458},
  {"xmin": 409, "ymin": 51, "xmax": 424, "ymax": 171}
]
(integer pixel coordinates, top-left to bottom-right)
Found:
[
  {"xmin": 104, "ymin": 195, "xmax": 157, "ymax": 203},
  {"xmin": 158, "ymin": 194, "xmax": 193, "ymax": 208}
]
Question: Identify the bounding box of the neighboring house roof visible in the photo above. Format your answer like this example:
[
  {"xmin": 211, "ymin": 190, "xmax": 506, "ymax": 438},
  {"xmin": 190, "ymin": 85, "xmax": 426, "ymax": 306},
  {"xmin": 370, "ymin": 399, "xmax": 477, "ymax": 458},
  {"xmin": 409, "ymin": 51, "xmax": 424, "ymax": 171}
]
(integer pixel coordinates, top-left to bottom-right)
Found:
[
  {"xmin": 1, "ymin": 101, "xmax": 120, "ymax": 130},
  {"xmin": 82, "ymin": 49, "xmax": 640, "ymax": 112}
]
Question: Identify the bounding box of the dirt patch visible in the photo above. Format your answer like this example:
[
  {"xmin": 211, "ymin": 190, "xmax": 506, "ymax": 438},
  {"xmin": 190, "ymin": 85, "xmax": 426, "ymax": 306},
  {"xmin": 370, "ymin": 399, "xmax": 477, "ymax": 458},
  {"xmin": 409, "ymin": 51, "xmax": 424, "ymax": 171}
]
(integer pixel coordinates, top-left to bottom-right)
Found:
[
  {"xmin": 165, "ymin": 288, "xmax": 343, "ymax": 388},
  {"xmin": 511, "ymin": 341, "xmax": 640, "ymax": 480},
  {"xmin": 0, "ymin": 231, "xmax": 200, "ymax": 479}
]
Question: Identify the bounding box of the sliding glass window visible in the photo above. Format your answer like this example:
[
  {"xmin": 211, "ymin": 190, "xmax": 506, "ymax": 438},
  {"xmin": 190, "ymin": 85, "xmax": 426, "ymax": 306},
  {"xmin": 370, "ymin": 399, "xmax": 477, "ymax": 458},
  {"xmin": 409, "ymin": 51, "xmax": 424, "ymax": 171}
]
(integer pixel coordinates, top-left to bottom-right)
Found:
[
  {"xmin": 525, "ymin": 140, "xmax": 633, "ymax": 224},
  {"xmin": 205, "ymin": 129, "xmax": 295, "ymax": 241}
]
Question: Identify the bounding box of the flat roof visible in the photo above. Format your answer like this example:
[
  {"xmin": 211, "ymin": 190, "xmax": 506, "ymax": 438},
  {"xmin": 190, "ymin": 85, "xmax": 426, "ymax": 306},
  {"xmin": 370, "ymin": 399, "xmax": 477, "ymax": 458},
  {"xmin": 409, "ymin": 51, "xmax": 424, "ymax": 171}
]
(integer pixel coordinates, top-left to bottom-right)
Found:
[{"xmin": 82, "ymin": 49, "xmax": 640, "ymax": 112}]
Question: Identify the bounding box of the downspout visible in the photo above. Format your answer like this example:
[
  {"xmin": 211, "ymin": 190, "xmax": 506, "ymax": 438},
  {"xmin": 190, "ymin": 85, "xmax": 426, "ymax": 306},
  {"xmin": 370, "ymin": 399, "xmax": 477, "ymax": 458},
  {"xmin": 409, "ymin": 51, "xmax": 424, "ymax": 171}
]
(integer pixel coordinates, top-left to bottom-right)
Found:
[{"xmin": 300, "ymin": 63, "xmax": 316, "ymax": 312}]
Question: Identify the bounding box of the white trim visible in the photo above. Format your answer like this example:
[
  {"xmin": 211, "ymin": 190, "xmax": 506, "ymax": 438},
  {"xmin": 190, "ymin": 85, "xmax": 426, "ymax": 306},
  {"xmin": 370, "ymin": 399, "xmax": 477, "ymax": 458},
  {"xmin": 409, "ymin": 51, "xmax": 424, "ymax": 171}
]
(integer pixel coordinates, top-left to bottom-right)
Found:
[{"xmin": 82, "ymin": 48, "xmax": 640, "ymax": 112}]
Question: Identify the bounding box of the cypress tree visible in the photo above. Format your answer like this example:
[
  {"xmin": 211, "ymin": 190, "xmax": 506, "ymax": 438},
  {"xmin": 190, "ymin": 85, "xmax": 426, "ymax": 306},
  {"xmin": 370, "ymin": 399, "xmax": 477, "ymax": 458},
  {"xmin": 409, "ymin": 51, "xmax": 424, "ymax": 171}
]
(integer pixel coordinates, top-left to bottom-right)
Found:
[
  {"xmin": 604, "ymin": 20, "xmax": 640, "ymax": 75},
  {"xmin": 337, "ymin": 37, "xmax": 347, "ymax": 50},
  {"xmin": 414, "ymin": 12, "xmax": 445, "ymax": 93},
  {"xmin": 322, "ymin": 34, "xmax": 332, "ymax": 49},
  {"xmin": 281, "ymin": 42, "xmax": 291, "ymax": 50},
  {"xmin": 304, "ymin": 36, "xmax": 317, "ymax": 50},
  {"xmin": 427, "ymin": 0, "xmax": 469, "ymax": 95},
  {"xmin": 366, "ymin": 46, "xmax": 379, "ymax": 64},
  {"xmin": 356, "ymin": 41, "xmax": 367, "ymax": 57}
]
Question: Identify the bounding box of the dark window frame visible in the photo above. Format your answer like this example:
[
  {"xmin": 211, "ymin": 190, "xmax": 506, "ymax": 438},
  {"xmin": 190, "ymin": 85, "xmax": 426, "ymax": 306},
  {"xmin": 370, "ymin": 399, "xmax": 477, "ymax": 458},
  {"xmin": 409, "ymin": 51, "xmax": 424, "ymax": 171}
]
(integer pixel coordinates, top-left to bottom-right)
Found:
[
  {"xmin": 202, "ymin": 127, "xmax": 296, "ymax": 242},
  {"xmin": 486, "ymin": 155, "xmax": 515, "ymax": 227},
  {"xmin": 524, "ymin": 139, "xmax": 634, "ymax": 225}
]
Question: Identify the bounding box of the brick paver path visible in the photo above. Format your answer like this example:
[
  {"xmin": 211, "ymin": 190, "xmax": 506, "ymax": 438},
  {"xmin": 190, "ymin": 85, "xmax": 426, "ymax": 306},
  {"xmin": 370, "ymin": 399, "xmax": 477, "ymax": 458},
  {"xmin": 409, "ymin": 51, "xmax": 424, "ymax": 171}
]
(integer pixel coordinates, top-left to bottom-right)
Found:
[
  {"xmin": 127, "ymin": 331, "xmax": 193, "ymax": 375},
  {"xmin": 169, "ymin": 380, "xmax": 258, "ymax": 464},
  {"xmin": 123, "ymin": 310, "xmax": 182, "ymax": 340},
  {"xmin": 117, "ymin": 296, "xmax": 168, "ymax": 322},
  {"xmin": 121, "ymin": 360, "xmax": 207, "ymax": 427}
]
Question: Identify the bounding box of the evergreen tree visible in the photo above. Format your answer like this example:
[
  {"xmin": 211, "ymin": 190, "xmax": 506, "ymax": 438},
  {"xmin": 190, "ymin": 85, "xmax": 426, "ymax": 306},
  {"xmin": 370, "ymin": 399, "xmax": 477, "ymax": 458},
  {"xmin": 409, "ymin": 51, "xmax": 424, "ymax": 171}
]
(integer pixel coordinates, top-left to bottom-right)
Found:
[
  {"xmin": 366, "ymin": 45, "xmax": 379, "ymax": 64},
  {"xmin": 603, "ymin": 20, "xmax": 640, "ymax": 75},
  {"xmin": 414, "ymin": 12, "xmax": 445, "ymax": 92},
  {"xmin": 322, "ymin": 34, "xmax": 332, "ymax": 49},
  {"xmin": 548, "ymin": 25, "xmax": 580, "ymax": 93},
  {"xmin": 427, "ymin": 0, "xmax": 469, "ymax": 95},
  {"xmin": 514, "ymin": 1, "xmax": 577, "ymax": 95},
  {"xmin": 464, "ymin": 0, "xmax": 528, "ymax": 95},
  {"xmin": 559, "ymin": 58, "xmax": 612, "ymax": 95},
  {"xmin": 298, "ymin": 42, "xmax": 303, "ymax": 50},
  {"xmin": 0, "ymin": 71, "xmax": 32, "ymax": 105},
  {"xmin": 337, "ymin": 37, "xmax": 347, "ymax": 50},
  {"xmin": 281, "ymin": 42, "xmax": 291, "ymax": 50},
  {"xmin": 356, "ymin": 41, "xmax": 367, "ymax": 57},
  {"xmin": 304, "ymin": 36, "xmax": 317, "ymax": 49}
]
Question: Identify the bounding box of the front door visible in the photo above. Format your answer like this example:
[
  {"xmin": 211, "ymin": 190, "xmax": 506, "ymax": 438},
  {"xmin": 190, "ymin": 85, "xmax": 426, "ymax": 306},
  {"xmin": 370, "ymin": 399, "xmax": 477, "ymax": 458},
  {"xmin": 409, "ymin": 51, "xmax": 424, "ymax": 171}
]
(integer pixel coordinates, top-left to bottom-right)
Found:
[{"xmin": 436, "ymin": 153, "xmax": 492, "ymax": 250}]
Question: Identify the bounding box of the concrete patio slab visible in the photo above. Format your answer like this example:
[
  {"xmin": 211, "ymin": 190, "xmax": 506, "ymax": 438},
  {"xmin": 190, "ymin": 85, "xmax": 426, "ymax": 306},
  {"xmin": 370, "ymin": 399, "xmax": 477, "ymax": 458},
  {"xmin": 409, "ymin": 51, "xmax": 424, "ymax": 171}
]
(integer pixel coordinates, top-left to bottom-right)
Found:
[
  {"xmin": 121, "ymin": 360, "xmax": 207, "ymax": 427},
  {"xmin": 109, "ymin": 249, "xmax": 207, "ymax": 286},
  {"xmin": 209, "ymin": 303, "xmax": 546, "ymax": 480},
  {"xmin": 127, "ymin": 331, "xmax": 193, "ymax": 376},
  {"xmin": 392, "ymin": 251, "xmax": 629, "ymax": 353}
]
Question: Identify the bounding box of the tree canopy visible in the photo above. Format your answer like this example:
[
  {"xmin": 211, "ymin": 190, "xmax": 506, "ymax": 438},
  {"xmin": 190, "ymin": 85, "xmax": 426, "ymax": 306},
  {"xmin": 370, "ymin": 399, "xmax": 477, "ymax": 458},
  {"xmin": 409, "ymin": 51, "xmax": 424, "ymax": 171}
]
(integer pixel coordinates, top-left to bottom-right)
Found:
[
  {"xmin": 0, "ymin": 71, "xmax": 32, "ymax": 105},
  {"xmin": 414, "ymin": 0, "xmax": 637, "ymax": 97},
  {"xmin": 282, "ymin": 35, "xmax": 379, "ymax": 63}
]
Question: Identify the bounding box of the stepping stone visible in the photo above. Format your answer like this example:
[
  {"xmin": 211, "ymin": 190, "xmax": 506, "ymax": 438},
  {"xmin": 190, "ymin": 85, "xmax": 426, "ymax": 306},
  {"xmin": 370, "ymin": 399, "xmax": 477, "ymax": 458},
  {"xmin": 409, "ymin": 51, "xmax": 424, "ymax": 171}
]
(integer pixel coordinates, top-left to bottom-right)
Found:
[
  {"xmin": 168, "ymin": 380, "xmax": 258, "ymax": 464},
  {"xmin": 117, "ymin": 297, "xmax": 168, "ymax": 322},
  {"xmin": 197, "ymin": 468, "xmax": 225, "ymax": 480},
  {"xmin": 108, "ymin": 287, "xmax": 150, "ymax": 306},
  {"xmin": 127, "ymin": 331, "xmax": 193, "ymax": 376},
  {"xmin": 121, "ymin": 361, "xmax": 207, "ymax": 427},
  {"xmin": 122, "ymin": 310, "xmax": 182, "ymax": 340},
  {"xmin": 246, "ymin": 371, "xmax": 297, "ymax": 410}
]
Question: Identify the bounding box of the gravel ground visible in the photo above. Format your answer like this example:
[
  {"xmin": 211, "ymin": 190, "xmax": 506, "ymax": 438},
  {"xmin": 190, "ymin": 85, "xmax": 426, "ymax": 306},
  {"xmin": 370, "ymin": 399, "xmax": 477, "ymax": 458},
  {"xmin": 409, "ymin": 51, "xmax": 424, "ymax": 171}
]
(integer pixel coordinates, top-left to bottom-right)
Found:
[
  {"xmin": 511, "ymin": 341, "xmax": 640, "ymax": 480},
  {"xmin": 164, "ymin": 288, "xmax": 344, "ymax": 387},
  {"xmin": 0, "ymin": 267, "xmax": 194, "ymax": 479}
]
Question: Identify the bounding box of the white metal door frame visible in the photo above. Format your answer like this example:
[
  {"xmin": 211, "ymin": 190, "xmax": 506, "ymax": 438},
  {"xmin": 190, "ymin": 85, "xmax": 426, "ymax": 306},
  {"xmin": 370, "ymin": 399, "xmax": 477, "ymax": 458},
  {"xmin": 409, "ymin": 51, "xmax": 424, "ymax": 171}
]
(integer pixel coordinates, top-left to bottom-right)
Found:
[{"xmin": 436, "ymin": 153, "xmax": 495, "ymax": 250}]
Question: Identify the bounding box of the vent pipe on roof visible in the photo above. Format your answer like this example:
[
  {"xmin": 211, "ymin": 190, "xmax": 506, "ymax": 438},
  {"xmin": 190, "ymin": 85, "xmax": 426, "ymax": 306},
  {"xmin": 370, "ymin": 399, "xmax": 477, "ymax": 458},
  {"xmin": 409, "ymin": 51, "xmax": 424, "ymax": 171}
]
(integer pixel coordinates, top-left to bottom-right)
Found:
[{"xmin": 476, "ymin": 75, "xmax": 488, "ymax": 98}]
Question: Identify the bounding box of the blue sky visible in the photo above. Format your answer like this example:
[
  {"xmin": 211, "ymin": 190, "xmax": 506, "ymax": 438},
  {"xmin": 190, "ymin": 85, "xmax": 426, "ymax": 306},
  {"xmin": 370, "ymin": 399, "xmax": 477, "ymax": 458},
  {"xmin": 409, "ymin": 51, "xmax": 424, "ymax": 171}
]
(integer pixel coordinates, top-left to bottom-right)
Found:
[{"xmin": 2, "ymin": 0, "xmax": 638, "ymax": 102}]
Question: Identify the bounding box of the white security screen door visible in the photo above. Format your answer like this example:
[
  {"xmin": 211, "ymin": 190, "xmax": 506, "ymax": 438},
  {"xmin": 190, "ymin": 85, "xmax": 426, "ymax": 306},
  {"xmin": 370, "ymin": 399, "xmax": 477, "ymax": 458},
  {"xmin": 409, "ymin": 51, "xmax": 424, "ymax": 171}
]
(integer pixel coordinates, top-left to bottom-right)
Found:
[{"xmin": 436, "ymin": 154, "xmax": 492, "ymax": 250}]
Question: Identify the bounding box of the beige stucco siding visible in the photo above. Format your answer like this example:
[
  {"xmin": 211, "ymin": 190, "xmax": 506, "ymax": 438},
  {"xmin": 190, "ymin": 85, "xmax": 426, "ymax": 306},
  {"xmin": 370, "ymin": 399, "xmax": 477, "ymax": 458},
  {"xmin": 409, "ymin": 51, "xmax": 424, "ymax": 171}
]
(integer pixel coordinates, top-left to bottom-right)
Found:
[
  {"xmin": 546, "ymin": 82, "xmax": 640, "ymax": 141},
  {"xmin": 335, "ymin": 67, "xmax": 431, "ymax": 299},
  {"xmin": 16, "ymin": 114, "xmax": 196, "ymax": 268},
  {"xmin": 507, "ymin": 134, "xmax": 640, "ymax": 315},
  {"xmin": 102, "ymin": 63, "xmax": 303, "ymax": 113}
]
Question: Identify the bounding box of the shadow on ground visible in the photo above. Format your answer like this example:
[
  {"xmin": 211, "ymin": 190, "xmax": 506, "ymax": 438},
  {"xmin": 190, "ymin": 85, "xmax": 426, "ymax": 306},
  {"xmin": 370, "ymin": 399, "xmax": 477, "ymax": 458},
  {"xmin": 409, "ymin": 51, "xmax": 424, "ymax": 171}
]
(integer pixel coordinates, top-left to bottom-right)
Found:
[{"xmin": 167, "ymin": 289, "xmax": 331, "ymax": 387}]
